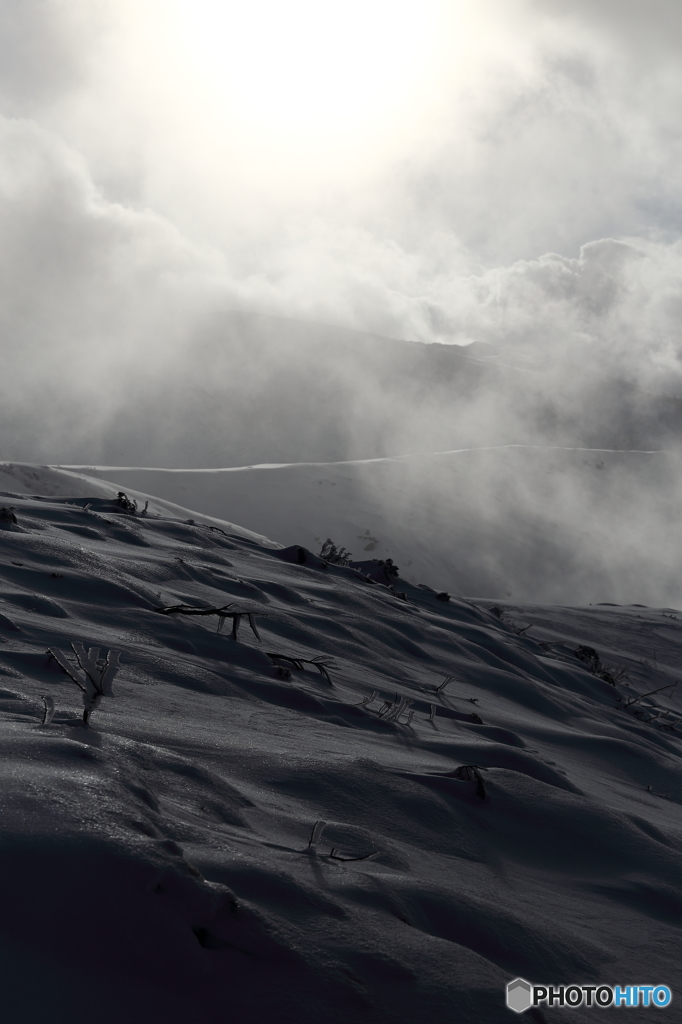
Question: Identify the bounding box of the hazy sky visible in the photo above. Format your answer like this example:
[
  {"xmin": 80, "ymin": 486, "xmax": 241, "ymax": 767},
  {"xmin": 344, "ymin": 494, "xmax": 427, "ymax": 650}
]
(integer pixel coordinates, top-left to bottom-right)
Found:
[
  {"xmin": 1, "ymin": 0, "xmax": 682, "ymax": 432},
  {"xmin": 4, "ymin": 0, "xmax": 682, "ymax": 606}
]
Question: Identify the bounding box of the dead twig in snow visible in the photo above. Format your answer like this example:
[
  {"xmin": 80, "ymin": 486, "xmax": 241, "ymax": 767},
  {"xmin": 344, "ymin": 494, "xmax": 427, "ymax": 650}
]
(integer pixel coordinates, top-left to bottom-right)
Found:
[
  {"xmin": 514, "ymin": 623, "xmax": 533, "ymax": 636},
  {"xmin": 435, "ymin": 675, "xmax": 479, "ymax": 705},
  {"xmin": 620, "ymin": 681, "xmax": 678, "ymax": 709},
  {"xmin": 453, "ymin": 764, "xmax": 487, "ymax": 800},
  {"xmin": 156, "ymin": 602, "xmax": 235, "ymax": 617},
  {"xmin": 155, "ymin": 603, "xmax": 263, "ymax": 642},
  {"xmin": 328, "ymin": 848, "xmax": 377, "ymax": 862},
  {"xmin": 265, "ymin": 652, "xmax": 335, "ymax": 684},
  {"xmin": 221, "ymin": 612, "xmax": 261, "ymax": 642},
  {"xmin": 355, "ymin": 690, "xmax": 378, "ymax": 707},
  {"xmin": 437, "ymin": 675, "xmax": 456, "ymax": 694},
  {"xmin": 383, "ymin": 696, "xmax": 413, "ymax": 723},
  {"xmin": 40, "ymin": 696, "xmax": 55, "ymax": 726},
  {"xmin": 307, "ymin": 821, "xmax": 375, "ymax": 861},
  {"xmin": 308, "ymin": 820, "xmax": 327, "ymax": 850},
  {"xmin": 47, "ymin": 643, "xmax": 120, "ymax": 725}
]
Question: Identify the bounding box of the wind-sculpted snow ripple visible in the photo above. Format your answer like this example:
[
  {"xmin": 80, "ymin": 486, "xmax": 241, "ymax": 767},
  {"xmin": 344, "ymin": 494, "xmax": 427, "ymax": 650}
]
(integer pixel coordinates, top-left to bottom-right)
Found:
[{"xmin": 0, "ymin": 487, "xmax": 680, "ymax": 1023}]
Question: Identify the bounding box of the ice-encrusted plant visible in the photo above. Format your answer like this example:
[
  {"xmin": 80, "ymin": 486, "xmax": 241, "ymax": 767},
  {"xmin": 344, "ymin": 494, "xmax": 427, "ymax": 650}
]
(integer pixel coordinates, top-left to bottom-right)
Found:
[
  {"xmin": 489, "ymin": 606, "xmax": 532, "ymax": 636},
  {"xmin": 114, "ymin": 492, "xmax": 149, "ymax": 515},
  {"xmin": 40, "ymin": 696, "xmax": 55, "ymax": 726},
  {"xmin": 48, "ymin": 643, "xmax": 121, "ymax": 725},
  {"xmin": 355, "ymin": 690, "xmax": 378, "ymax": 707},
  {"xmin": 434, "ymin": 674, "xmax": 480, "ymax": 707},
  {"xmin": 373, "ymin": 557, "xmax": 399, "ymax": 579},
  {"xmin": 318, "ymin": 539, "xmax": 353, "ymax": 566},
  {"xmin": 437, "ymin": 674, "xmax": 456, "ymax": 694},
  {"xmin": 575, "ymin": 645, "xmax": 628, "ymax": 686},
  {"xmin": 453, "ymin": 764, "xmax": 487, "ymax": 799},
  {"xmin": 381, "ymin": 696, "xmax": 413, "ymax": 723}
]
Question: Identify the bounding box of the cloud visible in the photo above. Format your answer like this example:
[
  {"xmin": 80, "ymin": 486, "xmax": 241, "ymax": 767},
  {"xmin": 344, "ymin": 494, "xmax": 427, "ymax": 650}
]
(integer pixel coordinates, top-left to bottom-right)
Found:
[
  {"xmin": 455, "ymin": 240, "xmax": 682, "ymax": 377},
  {"xmin": 0, "ymin": 0, "xmax": 91, "ymax": 111},
  {"xmin": 0, "ymin": 4, "xmax": 681, "ymax": 486},
  {"xmin": 1, "ymin": 0, "xmax": 682, "ymax": 604},
  {"xmin": 2, "ymin": 1, "xmax": 681, "ymax": 264},
  {"xmin": 2, "ymin": 107, "xmax": 679, "ymax": 361},
  {"xmin": 531, "ymin": 0, "xmax": 682, "ymax": 57},
  {"xmin": 0, "ymin": 115, "xmax": 245, "ymax": 457},
  {"xmin": 1, "ymin": 107, "xmax": 681, "ymax": 393}
]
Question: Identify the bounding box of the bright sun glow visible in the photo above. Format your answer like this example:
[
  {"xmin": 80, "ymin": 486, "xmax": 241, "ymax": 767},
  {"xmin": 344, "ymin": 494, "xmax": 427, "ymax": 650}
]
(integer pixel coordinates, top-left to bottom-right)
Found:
[
  {"xmin": 169, "ymin": 0, "xmax": 448, "ymax": 141},
  {"xmin": 94, "ymin": 0, "xmax": 530, "ymax": 233}
]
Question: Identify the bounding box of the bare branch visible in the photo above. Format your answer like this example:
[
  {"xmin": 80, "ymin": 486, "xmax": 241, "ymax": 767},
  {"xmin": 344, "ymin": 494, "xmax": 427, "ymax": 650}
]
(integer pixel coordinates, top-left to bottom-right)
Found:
[
  {"xmin": 265, "ymin": 652, "xmax": 335, "ymax": 683},
  {"xmin": 328, "ymin": 849, "xmax": 377, "ymax": 862},
  {"xmin": 436, "ymin": 675, "xmax": 456, "ymax": 694},
  {"xmin": 155, "ymin": 603, "xmax": 264, "ymax": 643},
  {"xmin": 621, "ymin": 682, "xmax": 678, "ymax": 708},
  {"xmin": 41, "ymin": 696, "xmax": 55, "ymax": 726},
  {"xmin": 355, "ymin": 690, "xmax": 378, "ymax": 707},
  {"xmin": 308, "ymin": 820, "xmax": 327, "ymax": 850}
]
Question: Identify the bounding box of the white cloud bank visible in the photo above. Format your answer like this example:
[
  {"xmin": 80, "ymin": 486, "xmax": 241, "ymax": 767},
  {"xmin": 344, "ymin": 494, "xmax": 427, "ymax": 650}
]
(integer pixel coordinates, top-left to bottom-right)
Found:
[
  {"xmin": 0, "ymin": 0, "xmax": 681, "ymax": 460},
  {"xmin": 1, "ymin": 1, "xmax": 682, "ymax": 603}
]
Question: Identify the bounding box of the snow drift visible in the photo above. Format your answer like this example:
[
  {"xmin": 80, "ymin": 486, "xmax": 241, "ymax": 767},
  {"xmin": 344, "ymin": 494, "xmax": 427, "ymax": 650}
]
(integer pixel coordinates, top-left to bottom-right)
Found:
[{"xmin": 0, "ymin": 484, "xmax": 680, "ymax": 1023}]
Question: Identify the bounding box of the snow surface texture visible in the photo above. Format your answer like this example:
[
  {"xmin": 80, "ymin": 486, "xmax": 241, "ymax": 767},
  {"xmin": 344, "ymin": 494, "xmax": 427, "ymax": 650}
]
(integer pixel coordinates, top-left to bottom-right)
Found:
[
  {"xmin": 0, "ymin": 462, "xmax": 280, "ymax": 550},
  {"xmin": 1, "ymin": 487, "xmax": 681, "ymax": 1023},
  {"xmin": 41, "ymin": 446, "xmax": 682, "ymax": 607}
]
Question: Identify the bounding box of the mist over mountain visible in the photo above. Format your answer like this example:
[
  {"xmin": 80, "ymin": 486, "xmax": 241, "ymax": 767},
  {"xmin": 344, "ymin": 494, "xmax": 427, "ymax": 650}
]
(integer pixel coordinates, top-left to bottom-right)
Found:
[
  {"xmin": 2, "ymin": 0, "xmax": 682, "ymax": 474},
  {"xmin": 5, "ymin": 307, "xmax": 682, "ymax": 470}
]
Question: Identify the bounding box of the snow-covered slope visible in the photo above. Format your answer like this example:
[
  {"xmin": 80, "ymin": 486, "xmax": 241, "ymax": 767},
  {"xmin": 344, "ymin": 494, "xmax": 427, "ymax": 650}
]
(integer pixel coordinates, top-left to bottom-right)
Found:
[
  {"xmin": 0, "ymin": 488, "xmax": 681, "ymax": 1023},
  {"xmin": 45, "ymin": 445, "xmax": 682, "ymax": 607},
  {"xmin": 0, "ymin": 461, "xmax": 280, "ymax": 550}
]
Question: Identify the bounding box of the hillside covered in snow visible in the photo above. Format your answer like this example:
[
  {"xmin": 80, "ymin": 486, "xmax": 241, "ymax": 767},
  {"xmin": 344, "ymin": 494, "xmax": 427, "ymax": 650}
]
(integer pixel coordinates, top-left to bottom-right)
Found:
[
  {"xmin": 10, "ymin": 443, "xmax": 682, "ymax": 608},
  {"xmin": 1, "ymin": 483, "xmax": 681, "ymax": 1023}
]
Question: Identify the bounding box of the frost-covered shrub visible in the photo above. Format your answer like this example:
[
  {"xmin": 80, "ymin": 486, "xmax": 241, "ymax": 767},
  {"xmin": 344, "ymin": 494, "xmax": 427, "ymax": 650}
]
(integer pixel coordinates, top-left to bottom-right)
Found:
[
  {"xmin": 117, "ymin": 492, "xmax": 137, "ymax": 513},
  {"xmin": 373, "ymin": 557, "xmax": 399, "ymax": 579},
  {"xmin": 575, "ymin": 645, "xmax": 627, "ymax": 686},
  {"xmin": 318, "ymin": 539, "xmax": 353, "ymax": 565},
  {"xmin": 48, "ymin": 643, "xmax": 121, "ymax": 725}
]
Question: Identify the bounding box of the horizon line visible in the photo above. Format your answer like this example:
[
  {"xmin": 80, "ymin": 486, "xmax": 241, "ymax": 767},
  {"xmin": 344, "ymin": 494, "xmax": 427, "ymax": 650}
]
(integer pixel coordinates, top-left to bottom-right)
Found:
[{"xmin": 50, "ymin": 443, "xmax": 682, "ymax": 474}]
